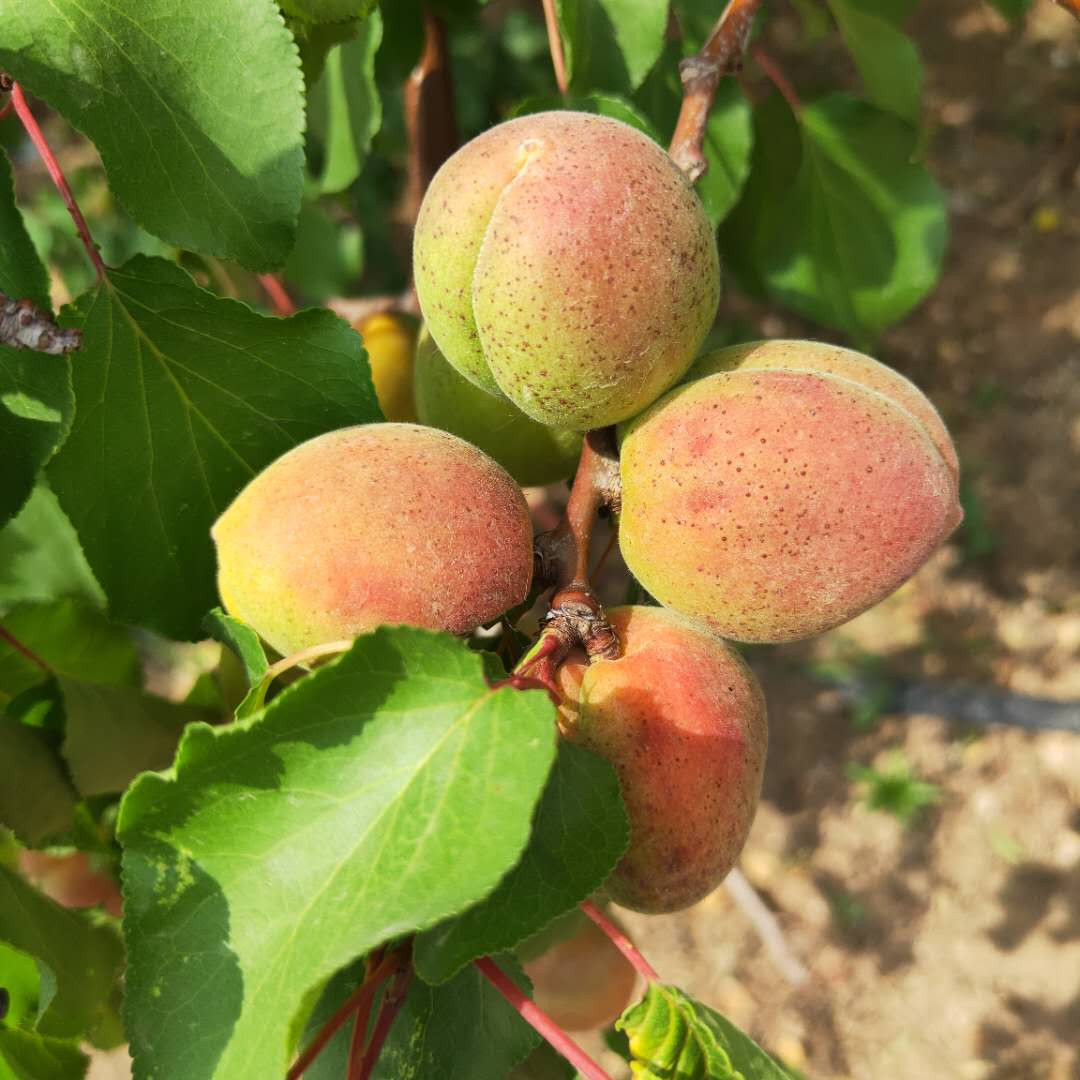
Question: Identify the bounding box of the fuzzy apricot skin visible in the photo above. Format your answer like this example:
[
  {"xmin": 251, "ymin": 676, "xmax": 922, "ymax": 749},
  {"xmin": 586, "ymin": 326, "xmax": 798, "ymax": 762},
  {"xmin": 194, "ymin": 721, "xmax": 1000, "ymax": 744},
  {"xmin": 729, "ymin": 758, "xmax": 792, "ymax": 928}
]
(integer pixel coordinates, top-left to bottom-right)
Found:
[
  {"xmin": 212, "ymin": 424, "xmax": 533, "ymax": 656},
  {"xmin": 413, "ymin": 112, "xmax": 720, "ymax": 430},
  {"xmin": 414, "ymin": 331, "xmax": 582, "ymax": 487},
  {"xmin": 619, "ymin": 361, "xmax": 963, "ymax": 643},
  {"xmin": 555, "ymin": 606, "xmax": 767, "ymax": 915},
  {"xmin": 686, "ymin": 339, "xmax": 959, "ymax": 481}
]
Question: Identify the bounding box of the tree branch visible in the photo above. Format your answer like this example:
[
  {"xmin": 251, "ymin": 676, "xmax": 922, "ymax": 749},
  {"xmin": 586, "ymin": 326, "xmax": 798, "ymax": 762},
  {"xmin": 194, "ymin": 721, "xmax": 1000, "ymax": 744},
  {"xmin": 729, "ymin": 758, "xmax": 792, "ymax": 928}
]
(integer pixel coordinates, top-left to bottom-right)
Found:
[
  {"xmin": 8, "ymin": 81, "xmax": 106, "ymax": 281},
  {"xmin": 474, "ymin": 957, "xmax": 614, "ymax": 1080},
  {"xmin": 668, "ymin": 0, "xmax": 764, "ymax": 181},
  {"xmin": 399, "ymin": 8, "xmax": 459, "ymax": 243},
  {"xmin": 0, "ymin": 294, "xmax": 81, "ymax": 354},
  {"xmin": 354, "ymin": 957, "xmax": 412, "ymax": 1080},
  {"xmin": 723, "ymin": 867, "xmax": 809, "ymax": 987},
  {"xmin": 541, "ymin": 0, "xmax": 570, "ymax": 96}
]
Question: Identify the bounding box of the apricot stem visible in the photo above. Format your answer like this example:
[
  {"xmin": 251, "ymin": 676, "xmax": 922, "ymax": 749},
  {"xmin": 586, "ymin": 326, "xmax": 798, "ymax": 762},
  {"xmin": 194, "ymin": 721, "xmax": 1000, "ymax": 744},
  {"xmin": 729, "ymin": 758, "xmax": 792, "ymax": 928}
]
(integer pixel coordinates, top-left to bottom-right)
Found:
[
  {"xmin": 251, "ymin": 640, "xmax": 353, "ymax": 711},
  {"xmin": 750, "ymin": 46, "xmax": 802, "ymax": 112},
  {"xmin": 668, "ymin": 0, "xmax": 764, "ymax": 182},
  {"xmin": 474, "ymin": 957, "xmax": 614, "ymax": 1080},
  {"xmin": 0, "ymin": 626, "xmax": 52, "ymax": 674},
  {"xmin": 541, "ymin": 0, "xmax": 570, "ymax": 97},
  {"xmin": 354, "ymin": 956, "xmax": 413, "ymax": 1080},
  {"xmin": 578, "ymin": 900, "xmax": 660, "ymax": 983},
  {"xmin": 9, "ymin": 82, "xmax": 106, "ymax": 281},
  {"xmin": 258, "ymin": 274, "xmax": 295, "ymax": 316},
  {"xmin": 286, "ymin": 952, "xmax": 397, "ymax": 1080}
]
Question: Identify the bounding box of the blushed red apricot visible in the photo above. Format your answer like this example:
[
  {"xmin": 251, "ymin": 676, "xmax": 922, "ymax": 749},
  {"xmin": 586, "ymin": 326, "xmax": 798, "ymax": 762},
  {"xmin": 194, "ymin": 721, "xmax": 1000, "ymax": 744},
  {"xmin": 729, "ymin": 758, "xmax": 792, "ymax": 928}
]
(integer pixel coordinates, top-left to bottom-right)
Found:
[
  {"xmin": 619, "ymin": 368, "xmax": 963, "ymax": 643},
  {"xmin": 687, "ymin": 339, "xmax": 959, "ymax": 480},
  {"xmin": 212, "ymin": 424, "xmax": 533, "ymax": 656},
  {"xmin": 413, "ymin": 112, "xmax": 720, "ymax": 429},
  {"xmin": 555, "ymin": 606, "xmax": 767, "ymax": 914}
]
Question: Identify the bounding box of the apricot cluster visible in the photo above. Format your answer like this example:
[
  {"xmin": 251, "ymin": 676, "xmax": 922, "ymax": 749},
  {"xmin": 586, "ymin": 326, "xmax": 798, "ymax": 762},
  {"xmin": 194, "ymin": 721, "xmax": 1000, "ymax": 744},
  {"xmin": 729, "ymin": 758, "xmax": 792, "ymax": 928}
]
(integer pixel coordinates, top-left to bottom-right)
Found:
[{"xmin": 213, "ymin": 112, "xmax": 961, "ymax": 922}]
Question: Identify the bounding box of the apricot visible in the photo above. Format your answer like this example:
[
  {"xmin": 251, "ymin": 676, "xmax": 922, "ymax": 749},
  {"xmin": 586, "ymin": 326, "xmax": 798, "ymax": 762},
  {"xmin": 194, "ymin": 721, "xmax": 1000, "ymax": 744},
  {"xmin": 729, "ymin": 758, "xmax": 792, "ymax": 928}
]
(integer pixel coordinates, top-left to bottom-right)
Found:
[
  {"xmin": 687, "ymin": 339, "xmax": 959, "ymax": 481},
  {"xmin": 212, "ymin": 424, "xmax": 533, "ymax": 656},
  {"xmin": 619, "ymin": 363, "xmax": 962, "ymax": 643},
  {"xmin": 522, "ymin": 916, "xmax": 637, "ymax": 1031},
  {"xmin": 413, "ymin": 111, "xmax": 720, "ymax": 429},
  {"xmin": 555, "ymin": 606, "xmax": 767, "ymax": 914},
  {"xmin": 355, "ymin": 312, "xmax": 418, "ymax": 423},
  {"xmin": 413, "ymin": 330, "xmax": 582, "ymax": 487}
]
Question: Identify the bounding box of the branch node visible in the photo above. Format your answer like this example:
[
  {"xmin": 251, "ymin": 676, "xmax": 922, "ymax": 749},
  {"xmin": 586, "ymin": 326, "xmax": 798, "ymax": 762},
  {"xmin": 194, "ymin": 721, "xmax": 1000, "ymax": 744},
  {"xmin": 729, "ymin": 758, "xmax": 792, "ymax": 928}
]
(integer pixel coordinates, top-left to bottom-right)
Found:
[{"xmin": 0, "ymin": 294, "xmax": 82, "ymax": 354}]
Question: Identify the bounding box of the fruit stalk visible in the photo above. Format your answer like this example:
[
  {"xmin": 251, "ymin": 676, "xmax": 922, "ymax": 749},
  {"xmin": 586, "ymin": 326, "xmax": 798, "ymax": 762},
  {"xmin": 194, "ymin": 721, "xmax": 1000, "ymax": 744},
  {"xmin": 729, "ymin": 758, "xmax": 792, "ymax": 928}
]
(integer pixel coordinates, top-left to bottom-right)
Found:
[
  {"xmin": 8, "ymin": 81, "xmax": 106, "ymax": 281},
  {"xmin": 541, "ymin": 0, "xmax": 570, "ymax": 96},
  {"xmin": 578, "ymin": 899, "xmax": 660, "ymax": 983},
  {"xmin": 473, "ymin": 957, "xmax": 614, "ymax": 1080},
  {"xmin": 668, "ymin": 0, "xmax": 764, "ymax": 181}
]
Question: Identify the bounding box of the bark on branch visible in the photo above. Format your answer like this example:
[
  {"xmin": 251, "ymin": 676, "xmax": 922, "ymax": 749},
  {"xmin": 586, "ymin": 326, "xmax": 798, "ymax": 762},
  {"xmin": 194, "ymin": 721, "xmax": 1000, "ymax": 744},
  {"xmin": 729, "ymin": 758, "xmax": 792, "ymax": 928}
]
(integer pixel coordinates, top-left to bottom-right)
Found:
[
  {"xmin": 0, "ymin": 294, "xmax": 81, "ymax": 354},
  {"xmin": 668, "ymin": 0, "xmax": 764, "ymax": 181}
]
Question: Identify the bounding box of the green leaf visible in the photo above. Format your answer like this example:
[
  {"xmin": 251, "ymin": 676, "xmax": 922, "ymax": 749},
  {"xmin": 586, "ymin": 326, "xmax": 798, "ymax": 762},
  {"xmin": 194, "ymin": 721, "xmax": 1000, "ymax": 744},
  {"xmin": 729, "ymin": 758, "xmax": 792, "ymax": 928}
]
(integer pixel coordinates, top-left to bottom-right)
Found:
[
  {"xmin": 0, "ymin": 149, "xmax": 50, "ymax": 309},
  {"xmin": 828, "ymin": 0, "xmax": 923, "ymax": 123},
  {"xmin": 985, "ymin": 0, "xmax": 1031, "ymax": 20},
  {"xmin": 282, "ymin": 203, "xmax": 364, "ymax": 301},
  {"xmin": 46, "ymin": 256, "xmax": 380, "ymax": 640},
  {"xmin": 0, "ymin": 486, "xmax": 104, "ymax": 613},
  {"xmin": 203, "ymin": 609, "xmax": 268, "ymax": 688},
  {"xmin": 370, "ymin": 958, "xmax": 539, "ymax": 1080},
  {"xmin": 510, "ymin": 1043, "xmax": 577, "ymax": 1079},
  {"xmin": 0, "ymin": 0, "xmax": 305, "ymax": 270},
  {"xmin": 635, "ymin": 44, "xmax": 753, "ymax": 226},
  {"xmin": 281, "ymin": 0, "xmax": 378, "ymax": 21},
  {"xmin": 0, "ymin": 1028, "xmax": 88, "ymax": 1080},
  {"xmin": 721, "ymin": 93, "xmax": 946, "ymax": 342},
  {"xmin": 0, "ymin": 600, "xmax": 138, "ymax": 704},
  {"xmin": 308, "ymin": 14, "xmax": 383, "ymax": 194},
  {"xmin": 59, "ymin": 679, "xmax": 211, "ymax": 797},
  {"xmin": 510, "ymin": 92, "xmax": 659, "ymax": 138},
  {"xmin": 0, "ymin": 867, "xmax": 123, "ymax": 1043},
  {"xmin": 414, "ymin": 742, "xmax": 629, "ymax": 984},
  {"xmin": 119, "ymin": 628, "xmax": 558, "ymax": 1080},
  {"xmin": 0, "ymin": 149, "xmax": 74, "ymax": 530},
  {"xmin": 0, "ymin": 717, "xmax": 78, "ymax": 845},
  {"xmin": 0, "ymin": 941, "xmax": 43, "ymax": 1030},
  {"xmin": 556, "ymin": 0, "xmax": 667, "ymax": 94},
  {"xmin": 618, "ymin": 983, "xmax": 793, "ymax": 1080}
]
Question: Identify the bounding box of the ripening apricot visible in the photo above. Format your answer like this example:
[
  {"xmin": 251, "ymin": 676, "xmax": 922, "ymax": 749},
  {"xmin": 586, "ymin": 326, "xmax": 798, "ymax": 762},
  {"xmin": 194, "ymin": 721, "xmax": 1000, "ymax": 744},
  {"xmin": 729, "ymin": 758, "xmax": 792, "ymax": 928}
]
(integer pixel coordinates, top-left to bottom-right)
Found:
[
  {"xmin": 414, "ymin": 111, "xmax": 720, "ymax": 429},
  {"xmin": 212, "ymin": 424, "xmax": 533, "ymax": 656},
  {"xmin": 687, "ymin": 339, "xmax": 959, "ymax": 481},
  {"xmin": 414, "ymin": 331, "xmax": 582, "ymax": 487},
  {"xmin": 355, "ymin": 312, "xmax": 418, "ymax": 423},
  {"xmin": 555, "ymin": 606, "xmax": 767, "ymax": 914},
  {"xmin": 619, "ymin": 362, "xmax": 963, "ymax": 643},
  {"xmin": 523, "ymin": 916, "xmax": 637, "ymax": 1031}
]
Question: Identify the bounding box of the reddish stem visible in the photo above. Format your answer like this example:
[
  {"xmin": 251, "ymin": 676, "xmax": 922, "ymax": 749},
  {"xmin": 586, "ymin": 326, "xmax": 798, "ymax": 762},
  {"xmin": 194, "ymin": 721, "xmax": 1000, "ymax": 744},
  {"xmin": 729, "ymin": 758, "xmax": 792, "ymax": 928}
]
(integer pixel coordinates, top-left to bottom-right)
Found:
[
  {"xmin": 0, "ymin": 100, "xmax": 12, "ymax": 122},
  {"xmin": 541, "ymin": 0, "xmax": 570, "ymax": 96},
  {"xmin": 355, "ymin": 963, "xmax": 412, "ymax": 1080},
  {"xmin": 579, "ymin": 900, "xmax": 660, "ymax": 983},
  {"xmin": 751, "ymin": 46, "xmax": 802, "ymax": 112},
  {"xmin": 258, "ymin": 273, "xmax": 296, "ymax": 316},
  {"xmin": 0, "ymin": 626, "xmax": 52, "ymax": 674},
  {"xmin": 286, "ymin": 954, "xmax": 395, "ymax": 1080},
  {"xmin": 668, "ymin": 0, "xmax": 764, "ymax": 181},
  {"xmin": 11, "ymin": 84, "xmax": 106, "ymax": 281},
  {"xmin": 475, "ymin": 957, "xmax": 614, "ymax": 1080}
]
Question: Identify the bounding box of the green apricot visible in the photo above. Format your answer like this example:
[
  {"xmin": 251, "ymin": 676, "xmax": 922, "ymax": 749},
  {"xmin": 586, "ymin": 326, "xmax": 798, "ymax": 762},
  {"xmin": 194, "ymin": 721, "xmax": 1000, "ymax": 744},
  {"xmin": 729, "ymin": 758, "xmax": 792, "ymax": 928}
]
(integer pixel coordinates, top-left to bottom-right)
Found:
[{"xmin": 414, "ymin": 332, "xmax": 582, "ymax": 487}]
